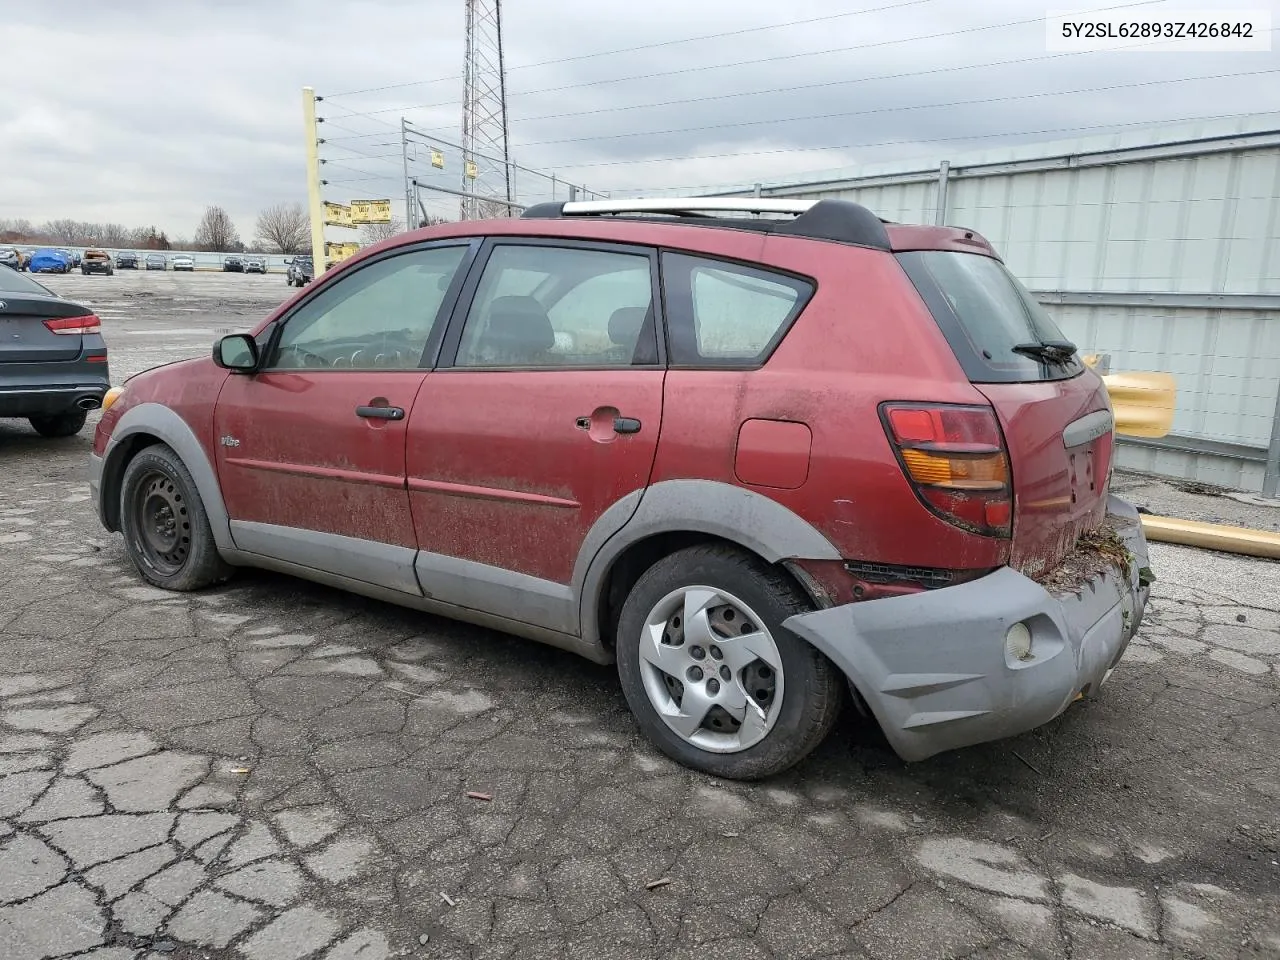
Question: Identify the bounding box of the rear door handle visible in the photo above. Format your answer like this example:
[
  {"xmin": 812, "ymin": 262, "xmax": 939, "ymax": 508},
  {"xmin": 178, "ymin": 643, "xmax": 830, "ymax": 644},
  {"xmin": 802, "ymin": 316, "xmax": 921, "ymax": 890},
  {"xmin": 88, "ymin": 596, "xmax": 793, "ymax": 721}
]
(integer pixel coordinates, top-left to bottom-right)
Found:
[
  {"xmin": 613, "ymin": 416, "xmax": 642, "ymax": 434},
  {"xmin": 356, "ymin": 404, "xmax": 405, "ymax": 421}
]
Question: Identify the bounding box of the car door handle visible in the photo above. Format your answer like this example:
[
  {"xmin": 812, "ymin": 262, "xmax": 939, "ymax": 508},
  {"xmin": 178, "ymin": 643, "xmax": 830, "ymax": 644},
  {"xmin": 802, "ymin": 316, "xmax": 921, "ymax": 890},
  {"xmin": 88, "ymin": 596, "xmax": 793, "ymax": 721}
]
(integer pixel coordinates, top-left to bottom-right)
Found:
[
  {"xmin": 613, "ymin": 416, "xmax": 642, "ymax": 434},
  {"xmin": 356, "ymin": 404, "xmax": 404, "ymax": 421}
]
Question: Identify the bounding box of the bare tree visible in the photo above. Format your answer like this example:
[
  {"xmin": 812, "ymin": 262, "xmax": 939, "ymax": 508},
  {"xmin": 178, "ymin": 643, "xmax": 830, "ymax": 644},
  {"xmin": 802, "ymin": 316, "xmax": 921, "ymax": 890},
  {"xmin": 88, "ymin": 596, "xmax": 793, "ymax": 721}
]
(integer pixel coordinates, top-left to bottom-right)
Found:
[
  {"xmin": 255, "ymin": 202, "xmax": 308, "ymax": 254},
  {"xmin": 476, "ymin": 199, "xmax": 516, "ymax": 220},
  {"xmin": 0, "ymin": 218, "xmax": 37, "ymax": 243},
  {"xmin": 193, "ymin": 206, "xmax": 241, "ymax": 252},
  {"xmin": 359, "ymin": 218, "xmax": 406, "ymax": 245},
  {"xmin": 98, "ymin": 223, "xmax": 132, "ymax": 247},
  {"xmin": 44, "ymin": 219, "xmax": 82, "ymax": 244}
]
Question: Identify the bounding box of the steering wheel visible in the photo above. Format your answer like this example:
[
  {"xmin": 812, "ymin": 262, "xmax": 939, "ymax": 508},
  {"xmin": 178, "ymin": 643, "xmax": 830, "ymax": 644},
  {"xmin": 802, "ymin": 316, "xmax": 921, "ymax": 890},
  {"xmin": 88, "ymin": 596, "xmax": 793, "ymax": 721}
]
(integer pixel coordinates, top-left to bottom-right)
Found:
[{"xmin": 283, "ymin": 343, "xmax": 330, "ymax": 368}]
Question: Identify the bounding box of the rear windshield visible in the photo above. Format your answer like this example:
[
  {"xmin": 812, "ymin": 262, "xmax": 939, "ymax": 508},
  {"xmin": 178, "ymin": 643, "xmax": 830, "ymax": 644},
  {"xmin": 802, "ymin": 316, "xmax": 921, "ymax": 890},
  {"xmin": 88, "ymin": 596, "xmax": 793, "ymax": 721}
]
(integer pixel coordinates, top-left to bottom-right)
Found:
[
  {"xmin": 896, "ymin": 250, "xmax": 1083, "ymax": 383},
  {"xmin": 0, "ymin": 269, "xmax": 56, "ymax": 297}
]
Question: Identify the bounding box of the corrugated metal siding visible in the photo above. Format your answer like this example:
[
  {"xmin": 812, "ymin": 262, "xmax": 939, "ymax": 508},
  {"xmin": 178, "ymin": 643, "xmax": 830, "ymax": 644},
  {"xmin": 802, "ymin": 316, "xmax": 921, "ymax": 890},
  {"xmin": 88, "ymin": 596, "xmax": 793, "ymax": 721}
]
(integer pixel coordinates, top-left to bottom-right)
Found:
[
  {"xmin": 1048, "ymin": 305, "xmax": 1280, "ymax": 449},
  {"xmin": 720, "ymin": 116, "xmax": 1280, "ymax": 493},
  {"xmin": 942, "ymin": 150, "xmax": 1280, "ymax": 295},
  {"xmin": 808, "ymin": 182, "xmax": 937, "ymax": 225},
  {"xmin": 785, "ymin": 148, "xmax": 1280, "ymax": 297},
  {"xmin": 1113, "ymin": 444, "xmax": 1265, "ymax": 493}
]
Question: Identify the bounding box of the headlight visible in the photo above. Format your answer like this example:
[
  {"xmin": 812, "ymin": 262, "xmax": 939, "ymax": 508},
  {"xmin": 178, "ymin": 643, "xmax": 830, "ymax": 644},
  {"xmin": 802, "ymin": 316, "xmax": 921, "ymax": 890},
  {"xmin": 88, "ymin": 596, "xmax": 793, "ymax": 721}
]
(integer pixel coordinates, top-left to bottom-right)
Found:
[{"xmin": 100, "ymin": 386, "xmax": 126, "ymax": 413}]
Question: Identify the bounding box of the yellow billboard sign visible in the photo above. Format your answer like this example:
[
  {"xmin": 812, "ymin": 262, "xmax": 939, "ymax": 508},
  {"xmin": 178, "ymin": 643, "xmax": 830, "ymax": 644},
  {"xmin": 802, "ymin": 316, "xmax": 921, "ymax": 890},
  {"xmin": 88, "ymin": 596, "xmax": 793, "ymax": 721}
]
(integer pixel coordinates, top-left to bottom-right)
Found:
[
  {"xmin": 431, "ymin": 148, "xmax": 445, "ymax": 169},
  {"xmin": 325, "ymin": 241, "xmax": 361, "ymax": 263},
  {"xmin": 323, "ymin": 202, "xmax": 352, "ymax": 228},
  {"xmin": 350, "ymin": 199, "xmax": 392, "ymax": 224},
  {"xmin": 464, "ymin": 161, "xmax": 478, "ymax": 180}
]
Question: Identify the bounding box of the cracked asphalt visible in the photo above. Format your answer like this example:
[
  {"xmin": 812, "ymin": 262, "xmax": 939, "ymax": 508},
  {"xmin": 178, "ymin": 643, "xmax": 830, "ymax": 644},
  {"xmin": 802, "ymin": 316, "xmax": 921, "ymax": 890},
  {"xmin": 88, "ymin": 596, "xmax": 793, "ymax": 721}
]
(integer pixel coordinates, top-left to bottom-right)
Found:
[{"xmin": 1, "ymin": 272, "xmax": 1278, "ymax": 960}]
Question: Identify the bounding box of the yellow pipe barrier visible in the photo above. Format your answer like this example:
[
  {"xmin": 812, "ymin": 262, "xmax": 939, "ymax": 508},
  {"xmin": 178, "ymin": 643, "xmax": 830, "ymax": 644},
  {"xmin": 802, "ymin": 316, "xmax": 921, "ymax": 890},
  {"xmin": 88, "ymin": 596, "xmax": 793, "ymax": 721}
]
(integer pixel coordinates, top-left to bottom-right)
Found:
[
  {"xmin": 1140, "ymin": 515, "xmax": 1280, "ymax": 560},
  {"xmin": 1077, "ymin": 357, "xmax": 1278, "ymax": 559},
  {"xmin": 1100, "ymin": 371, "xmax": 1177, "ymax": 439}
]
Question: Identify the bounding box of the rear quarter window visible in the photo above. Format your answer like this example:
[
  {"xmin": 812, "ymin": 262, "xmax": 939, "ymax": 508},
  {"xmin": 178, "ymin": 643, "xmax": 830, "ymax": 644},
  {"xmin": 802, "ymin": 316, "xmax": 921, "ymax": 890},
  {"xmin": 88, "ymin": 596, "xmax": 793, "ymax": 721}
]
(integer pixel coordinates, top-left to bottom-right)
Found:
[
  {"xmin": 896, "ymin": 250, "xmax": 1083, "ymax": 383},
  {"xmin": 661, "ymin": 253, "xmax": 813, "ymax": 367}
]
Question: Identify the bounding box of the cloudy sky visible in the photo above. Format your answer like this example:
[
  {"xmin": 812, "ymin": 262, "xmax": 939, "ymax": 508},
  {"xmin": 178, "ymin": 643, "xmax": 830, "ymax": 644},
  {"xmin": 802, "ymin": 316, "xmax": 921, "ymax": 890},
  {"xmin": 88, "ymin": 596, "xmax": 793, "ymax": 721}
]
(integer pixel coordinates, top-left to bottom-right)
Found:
[{"xmin": 4, "ymin": 0, "xmax": 1278, "ymax": 240}]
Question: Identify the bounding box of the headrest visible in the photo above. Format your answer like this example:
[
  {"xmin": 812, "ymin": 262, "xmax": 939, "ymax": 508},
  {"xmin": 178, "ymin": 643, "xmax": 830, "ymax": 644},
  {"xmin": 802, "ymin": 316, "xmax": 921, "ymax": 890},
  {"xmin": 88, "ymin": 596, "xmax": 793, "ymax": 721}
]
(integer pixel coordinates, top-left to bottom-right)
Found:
[
  {"xmin": 486, "ymin": 296, "xmax": 554, "ymax": 352},
  {"xmin": 608, "ymin": 306, "xmax": 648, "ymax": 347}
]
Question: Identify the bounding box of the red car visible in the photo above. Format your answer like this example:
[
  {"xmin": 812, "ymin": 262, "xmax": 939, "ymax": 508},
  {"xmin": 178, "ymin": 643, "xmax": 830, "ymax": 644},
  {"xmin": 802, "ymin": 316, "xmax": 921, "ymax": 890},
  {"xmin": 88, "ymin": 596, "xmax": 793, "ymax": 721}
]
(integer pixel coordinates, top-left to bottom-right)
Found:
[{"xmin": 89, "ymin": 198, "xmax": 1151, "ymax": 779}]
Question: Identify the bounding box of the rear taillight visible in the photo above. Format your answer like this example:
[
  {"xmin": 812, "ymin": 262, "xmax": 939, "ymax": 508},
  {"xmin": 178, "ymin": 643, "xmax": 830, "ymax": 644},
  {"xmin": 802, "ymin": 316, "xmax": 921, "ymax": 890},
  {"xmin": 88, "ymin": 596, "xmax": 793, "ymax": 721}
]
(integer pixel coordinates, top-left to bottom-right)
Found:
[
  {"xmin": 43, "ymin": 314, "xmax": 101, "ymax": 335},
  {"xmin": 880, "ymin": 402, "xmax": 1012, "ymax": 538}
]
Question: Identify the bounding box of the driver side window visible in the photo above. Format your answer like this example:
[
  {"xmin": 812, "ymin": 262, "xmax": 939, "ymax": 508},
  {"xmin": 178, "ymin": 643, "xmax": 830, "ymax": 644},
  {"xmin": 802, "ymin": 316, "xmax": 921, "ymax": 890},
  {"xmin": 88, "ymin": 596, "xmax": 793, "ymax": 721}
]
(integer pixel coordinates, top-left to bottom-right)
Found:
[{"xmin": 270, "ymin": 246, "xmax": 467, "ymax": 370}]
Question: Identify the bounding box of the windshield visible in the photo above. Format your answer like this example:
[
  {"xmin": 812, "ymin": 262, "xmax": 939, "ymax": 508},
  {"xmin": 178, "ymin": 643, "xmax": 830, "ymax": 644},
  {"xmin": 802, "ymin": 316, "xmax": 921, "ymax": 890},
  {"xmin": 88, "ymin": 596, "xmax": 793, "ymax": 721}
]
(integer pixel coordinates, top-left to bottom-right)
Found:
[{"xmin": 896, "ymin": 250, "xmax": 1082, "ymax": 383}]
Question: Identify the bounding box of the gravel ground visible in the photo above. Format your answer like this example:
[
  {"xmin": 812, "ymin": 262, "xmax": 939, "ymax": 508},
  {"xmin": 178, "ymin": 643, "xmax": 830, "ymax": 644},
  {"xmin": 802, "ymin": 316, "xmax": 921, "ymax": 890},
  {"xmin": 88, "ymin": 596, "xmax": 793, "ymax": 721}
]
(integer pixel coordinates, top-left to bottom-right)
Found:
[{"xmin": 0, "ymin": 271, "xmax": 1277, "ymax": 960}]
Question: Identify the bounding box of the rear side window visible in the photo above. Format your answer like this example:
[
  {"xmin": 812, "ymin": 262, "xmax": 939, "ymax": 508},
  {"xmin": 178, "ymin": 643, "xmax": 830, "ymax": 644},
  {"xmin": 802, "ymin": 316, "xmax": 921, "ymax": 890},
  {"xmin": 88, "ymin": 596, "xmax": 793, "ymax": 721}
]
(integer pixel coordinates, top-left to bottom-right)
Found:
[
  {"xmin": 662, "ymin": 253, "xmax": 813, "ymax": 366},
  {"xmin": 896, "ymin": 250, "xmax": 1082, "ymax": 383},
  {"xmin": 454, "ymin": 244, "xmax": 655, "ymax": 368}
]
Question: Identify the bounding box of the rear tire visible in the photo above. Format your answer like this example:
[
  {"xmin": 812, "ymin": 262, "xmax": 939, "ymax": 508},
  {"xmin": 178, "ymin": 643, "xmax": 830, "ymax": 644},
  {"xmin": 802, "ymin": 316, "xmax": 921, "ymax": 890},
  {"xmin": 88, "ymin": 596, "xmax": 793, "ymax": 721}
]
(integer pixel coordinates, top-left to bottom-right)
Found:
[
  {"xmin": 119, "ymin": 444, "xmax": 232, "ymax": 591},
  {"xmin": 29, "ymin": 409, "xmax": 87, "ymax": 438},
  {"xmin": 615, "ymin": 544, "xmax": 843, "ymax": 780}
]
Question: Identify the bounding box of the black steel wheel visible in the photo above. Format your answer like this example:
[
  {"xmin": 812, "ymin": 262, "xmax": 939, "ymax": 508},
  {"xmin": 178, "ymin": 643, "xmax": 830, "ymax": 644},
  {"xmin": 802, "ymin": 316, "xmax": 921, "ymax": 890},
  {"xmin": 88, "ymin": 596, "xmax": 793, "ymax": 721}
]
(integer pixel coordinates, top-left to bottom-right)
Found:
[{"xmin": 119, "ymin": 444, "xmax": 232, "ymax": 591}]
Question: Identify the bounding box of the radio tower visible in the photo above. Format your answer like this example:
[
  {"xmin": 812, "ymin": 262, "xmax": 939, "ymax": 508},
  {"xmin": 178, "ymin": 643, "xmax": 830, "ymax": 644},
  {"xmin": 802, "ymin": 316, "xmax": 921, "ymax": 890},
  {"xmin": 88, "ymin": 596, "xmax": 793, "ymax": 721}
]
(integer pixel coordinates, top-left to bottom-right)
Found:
[{"xmin": 461, "ymin": 0, "xmax": 512, "ymax": 219}]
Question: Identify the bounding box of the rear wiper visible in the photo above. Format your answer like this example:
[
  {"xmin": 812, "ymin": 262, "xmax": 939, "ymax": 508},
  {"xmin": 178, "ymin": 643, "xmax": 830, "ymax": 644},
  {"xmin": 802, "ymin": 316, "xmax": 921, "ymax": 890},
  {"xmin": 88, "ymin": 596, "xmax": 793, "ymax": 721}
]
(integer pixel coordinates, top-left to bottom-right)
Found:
[{"xmin": 1011, "ymin": 339, "xmax": 1077, "ymax": 364}]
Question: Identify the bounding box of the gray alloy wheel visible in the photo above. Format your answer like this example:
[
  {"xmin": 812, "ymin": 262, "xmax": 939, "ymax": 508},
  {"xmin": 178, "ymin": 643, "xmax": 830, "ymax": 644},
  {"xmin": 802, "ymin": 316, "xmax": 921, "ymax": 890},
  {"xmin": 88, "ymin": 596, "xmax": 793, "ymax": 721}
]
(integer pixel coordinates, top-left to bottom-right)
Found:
[
  {"xmin": 638, "ymin": 585, "xmax": 784, "ymax": 754},
  {"xmin": 616, "ymin": 544, "xmax": 844, "ymax": 779}
]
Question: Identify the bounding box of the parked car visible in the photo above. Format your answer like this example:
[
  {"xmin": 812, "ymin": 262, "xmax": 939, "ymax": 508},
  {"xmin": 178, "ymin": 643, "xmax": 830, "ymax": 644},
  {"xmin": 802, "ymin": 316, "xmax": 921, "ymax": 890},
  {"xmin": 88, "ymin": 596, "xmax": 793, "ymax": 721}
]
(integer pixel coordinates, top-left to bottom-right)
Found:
[
  {"xmin": 223, "ymin": 255, "xmax": 244, "ymax": 273},
  {"xmin": 286, "ymin": 255, "xmax": 313, "ymax": 287},
  {"xmin": 81, "ymin": 249, "xmax": 115, "ymax": 276},
  {"xmin": 116, "ymin": 251, "xmax": 140, "ymax": 269},
  {"xmin": 171, "ymin": 255, "xmax": 195, "ymax": 272},
  {"xmin": 0, "ymin": 249, "xmax": 21, "ymax": 271},
  {"xmin": 244, "ymin": 256, "xmax": 266, "ymax": 274},
  {"xmin": 1, "ymin": 267, "xmax": 110, "ymax": 437},
  {"xmin": 145, "ymin": 253, "xmax": 167, "ymax": 271},
  {"xmin": 29, "ymin": 249, "xmax": 72, "ymax": 273},
  {"xmin": 57, "ymin": 249, "xmax": 82, "ymax": 269},
  {"xmin": 88, "ymin": 197, "xmax": 1151, "ymax": 779}
]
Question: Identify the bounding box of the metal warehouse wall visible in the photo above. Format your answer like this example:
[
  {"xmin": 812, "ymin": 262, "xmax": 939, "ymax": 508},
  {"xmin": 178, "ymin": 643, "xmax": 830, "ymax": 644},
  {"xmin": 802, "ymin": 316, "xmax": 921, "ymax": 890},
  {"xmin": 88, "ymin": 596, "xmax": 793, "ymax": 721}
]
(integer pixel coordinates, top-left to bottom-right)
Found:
[{"xmin": 711, "ymin": 114, "xmax": 1280, "ymax": 496}]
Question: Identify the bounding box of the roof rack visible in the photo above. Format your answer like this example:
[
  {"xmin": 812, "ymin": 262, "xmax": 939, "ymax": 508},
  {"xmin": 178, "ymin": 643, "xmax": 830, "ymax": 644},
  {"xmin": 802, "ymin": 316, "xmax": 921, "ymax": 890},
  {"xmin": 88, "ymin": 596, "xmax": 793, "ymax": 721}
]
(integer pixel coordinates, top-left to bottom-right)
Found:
[
  {"xmin": 520, "ymin": 197, "xmax": 891, "ymax": 251},
  {"xmin": 558, "ymin": 198, "xmax": 816, "ymax": 216}
]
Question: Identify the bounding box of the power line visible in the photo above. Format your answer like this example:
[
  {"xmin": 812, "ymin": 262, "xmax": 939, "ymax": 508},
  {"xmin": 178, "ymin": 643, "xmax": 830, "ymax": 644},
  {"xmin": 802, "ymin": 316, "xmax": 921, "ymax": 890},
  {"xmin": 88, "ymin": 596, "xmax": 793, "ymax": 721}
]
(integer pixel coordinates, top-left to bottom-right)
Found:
[
  {"xmin": 555, "ymin": 109, "xmax": 1275, "ymax": 175},
  {"xmin": 318, "ymin": 39, "xmax": 1169, "ymax": 146},
  {"xmin": 322, "ymin": 154, "xmax": 406, "ymax": 167},
  {"xmin": 324, "ymin": 0, "xmax": 946, "ymax": 98},
  {"xmin": 505, "ymin": 44, "xmax": 1185, "ymax": 127},
  {"xmin": 340, "ymin": 0, "xmax": 1165, "ymax": 118},
  {"xmin": 321, "ymin": 175, "xmax": 404, "ymax": 185},
  {"xmin": 512, "ymin": 67, "xmax": 1280, "ymax": 150}
]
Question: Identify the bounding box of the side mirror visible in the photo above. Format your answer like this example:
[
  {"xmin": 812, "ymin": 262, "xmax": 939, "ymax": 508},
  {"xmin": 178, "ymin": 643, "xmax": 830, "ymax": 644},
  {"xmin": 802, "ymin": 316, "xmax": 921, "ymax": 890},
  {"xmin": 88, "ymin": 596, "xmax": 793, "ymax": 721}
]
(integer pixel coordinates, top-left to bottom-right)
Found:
[{"xmin": 213, "ymin": 333, "xmax": 258, "ymax": 372}]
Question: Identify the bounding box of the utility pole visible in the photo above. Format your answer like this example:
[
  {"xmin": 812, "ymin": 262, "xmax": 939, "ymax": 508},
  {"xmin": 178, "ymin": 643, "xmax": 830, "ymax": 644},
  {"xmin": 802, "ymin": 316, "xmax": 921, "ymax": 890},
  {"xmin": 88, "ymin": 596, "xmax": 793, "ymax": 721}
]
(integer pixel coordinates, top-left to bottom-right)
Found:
[
  {"xmin": 461, "ymin": 0, "xmax": 512, "ymax": 219},
  {"xmin": 302, "ymin": 86, "xmax": 327, "ymax": 276},
  {"xmin": 401, "ymin": 119, "xmax": 414, "ymax": 231}
]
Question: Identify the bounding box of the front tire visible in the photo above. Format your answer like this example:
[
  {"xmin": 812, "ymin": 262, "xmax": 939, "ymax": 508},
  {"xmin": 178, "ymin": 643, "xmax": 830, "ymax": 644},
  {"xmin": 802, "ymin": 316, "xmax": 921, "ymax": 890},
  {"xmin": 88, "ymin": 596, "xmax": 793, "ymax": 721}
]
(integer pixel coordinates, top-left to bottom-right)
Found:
[
  {"xmin": 29, "ymin": 409, "xmax": 87, "ymax": 438},
  {"xmin": 616, "ymin": 545, "xmax": 843, "ymax": 780},
  {"xmin": 120, "ymin": 444, "xmax": 232, "ymax": 591}
]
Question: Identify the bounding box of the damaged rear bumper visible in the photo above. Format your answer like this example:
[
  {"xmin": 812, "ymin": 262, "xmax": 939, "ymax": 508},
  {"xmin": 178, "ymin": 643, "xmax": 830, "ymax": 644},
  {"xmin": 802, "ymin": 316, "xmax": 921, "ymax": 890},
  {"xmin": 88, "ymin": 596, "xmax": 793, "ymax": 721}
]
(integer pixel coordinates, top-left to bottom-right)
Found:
[{"xmin": 783, "ymin": 495, "xmax": 1151, "ymax": 762}]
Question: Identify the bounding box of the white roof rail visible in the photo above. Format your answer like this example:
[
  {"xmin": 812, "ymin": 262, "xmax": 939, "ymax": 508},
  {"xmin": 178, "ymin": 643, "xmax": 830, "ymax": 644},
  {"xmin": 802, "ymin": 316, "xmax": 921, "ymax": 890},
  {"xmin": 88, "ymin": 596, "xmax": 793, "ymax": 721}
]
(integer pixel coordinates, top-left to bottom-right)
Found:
[{"xmin": 559, "ymin": 198, "xmax": 815, "ymax": 216}]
